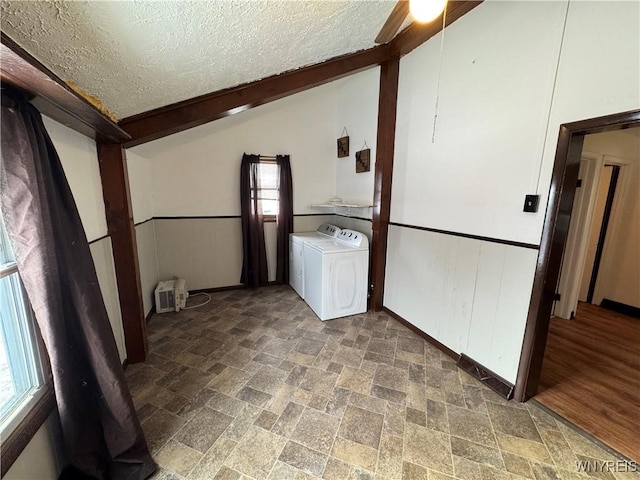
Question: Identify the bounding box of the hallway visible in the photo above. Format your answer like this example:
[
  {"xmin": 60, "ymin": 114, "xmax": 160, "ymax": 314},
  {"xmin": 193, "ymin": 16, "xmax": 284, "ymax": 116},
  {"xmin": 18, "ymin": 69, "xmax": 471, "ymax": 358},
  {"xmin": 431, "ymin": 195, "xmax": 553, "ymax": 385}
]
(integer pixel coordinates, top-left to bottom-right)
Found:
[{"xmin": 536, "ymin": 302, "xmax": 640, "ymax": 461}]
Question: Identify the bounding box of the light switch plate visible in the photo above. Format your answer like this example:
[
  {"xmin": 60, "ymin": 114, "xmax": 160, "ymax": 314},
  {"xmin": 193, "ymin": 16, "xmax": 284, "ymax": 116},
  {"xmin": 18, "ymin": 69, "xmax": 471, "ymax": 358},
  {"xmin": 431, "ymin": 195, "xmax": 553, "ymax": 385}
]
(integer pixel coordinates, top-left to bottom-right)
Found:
[{"xmin": 523, "ymin": 194, "xmax": 540, "ymax": 213}]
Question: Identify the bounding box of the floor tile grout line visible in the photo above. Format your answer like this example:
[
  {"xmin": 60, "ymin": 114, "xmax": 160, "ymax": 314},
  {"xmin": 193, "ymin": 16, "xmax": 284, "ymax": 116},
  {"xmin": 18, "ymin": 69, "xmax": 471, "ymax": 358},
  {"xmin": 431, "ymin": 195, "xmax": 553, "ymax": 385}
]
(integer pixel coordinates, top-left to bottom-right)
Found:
[
  {"xmin": 538, "ymin": 400, "xmax": 634, "ymax": 466},
  {"xmin": 482, "ymin": 396, "xmax": 509, "ymax": 474},
  {"xmin": 446, "ymin": 404, "xmax": 456, "ymax": 478},
  {"xmin": 267, "ymin": 403, "xmax": 317, "ymax": 479},
  {"xmin": 526, "ymin": 401, "xmax": 565, "ymax": 473},
  {"xmin": 325, "ymin": 387, "xmax": 358, "ymax": 477},
  {"xmin": 209, "ymin": 364, "xmax": 259, "ymax": 476}
]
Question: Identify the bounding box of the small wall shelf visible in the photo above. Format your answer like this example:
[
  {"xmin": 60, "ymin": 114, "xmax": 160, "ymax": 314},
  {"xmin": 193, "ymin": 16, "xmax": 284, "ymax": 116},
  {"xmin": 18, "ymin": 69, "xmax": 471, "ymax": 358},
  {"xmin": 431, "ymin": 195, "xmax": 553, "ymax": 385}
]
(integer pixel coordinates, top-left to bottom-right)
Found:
[{"xmin": 309, "ymin": 203, "xmax": 373, "ymax": 218}]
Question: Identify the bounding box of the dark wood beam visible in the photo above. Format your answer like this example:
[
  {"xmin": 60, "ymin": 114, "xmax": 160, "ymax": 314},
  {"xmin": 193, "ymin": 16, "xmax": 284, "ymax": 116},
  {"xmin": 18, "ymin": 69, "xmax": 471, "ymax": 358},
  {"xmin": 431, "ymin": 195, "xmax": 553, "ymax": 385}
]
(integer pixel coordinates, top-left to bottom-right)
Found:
[
  {"xmin": 375, "ymin": 0, "xmax": 409, "ymax": 44},
  {"xmin": 391, "ymin": 1, "xmax": 483, "ymax": 57},
  {"xmin": 0, "ymin": 32, "xmax": 130, "ymax": 143},
  {"xmin": 119, "ymin": 46, "xmax": 390, "ymax": 147},
  {"xmin": 97, "ymin": 143, "xmax": 148, "ymax": 364},
  {"xmin": 370, "ymin": 56, "xmax": 400, "ymax": 311}
]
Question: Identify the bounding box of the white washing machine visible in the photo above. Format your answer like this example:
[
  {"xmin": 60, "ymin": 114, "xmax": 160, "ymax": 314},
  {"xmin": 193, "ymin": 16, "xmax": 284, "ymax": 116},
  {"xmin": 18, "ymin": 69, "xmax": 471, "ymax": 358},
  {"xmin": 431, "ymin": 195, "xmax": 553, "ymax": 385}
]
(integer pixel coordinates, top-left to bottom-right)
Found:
[
  {"xmin": 289, "ymin": 224, "xmax": 341, "ymax": 299},
  {"xmin": 303, "ymin": 229, "xmax": 369, "ymax": 321}
]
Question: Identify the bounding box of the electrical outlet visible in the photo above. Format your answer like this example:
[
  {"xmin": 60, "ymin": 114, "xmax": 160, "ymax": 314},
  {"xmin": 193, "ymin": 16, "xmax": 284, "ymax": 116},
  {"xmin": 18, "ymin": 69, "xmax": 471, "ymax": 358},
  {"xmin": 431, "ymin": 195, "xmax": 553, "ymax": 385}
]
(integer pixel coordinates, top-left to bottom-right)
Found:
[{"xmin": 523, "ymin": 194, "xmax": 540, "ymax": 213}]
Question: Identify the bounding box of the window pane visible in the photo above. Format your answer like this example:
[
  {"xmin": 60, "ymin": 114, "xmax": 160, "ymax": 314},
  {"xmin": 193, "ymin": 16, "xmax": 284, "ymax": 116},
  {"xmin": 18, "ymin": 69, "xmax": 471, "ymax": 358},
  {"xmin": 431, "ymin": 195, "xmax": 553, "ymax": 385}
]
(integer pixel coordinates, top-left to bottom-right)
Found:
[
  {"xmin": 262, "ymin": 200, "xmax": 279, "ymax": 216},
  {"xmin": 0, "ymin": 217, "xmax": 15, "ymax": 265},
  {"xmin": 0, "ymin": 324, "xmax": 14, "ymax": 409},
  {"xmin": 258, "ymin": 163, "xmax": 278, "ymax": 189},
  {"xmin": 0, "ymin": 273, "xmax": 43, "ymax": 422},
  {"xmin": 257, "ymin": 162, "xmax": 280, "ymax": 216},
  {"xmin": 0, "ymin": 210, "xmax": 44, "ymax": 437},
  {"xmin": 258, "ymin": 189, "xmax": 279, "ymax": 201}
]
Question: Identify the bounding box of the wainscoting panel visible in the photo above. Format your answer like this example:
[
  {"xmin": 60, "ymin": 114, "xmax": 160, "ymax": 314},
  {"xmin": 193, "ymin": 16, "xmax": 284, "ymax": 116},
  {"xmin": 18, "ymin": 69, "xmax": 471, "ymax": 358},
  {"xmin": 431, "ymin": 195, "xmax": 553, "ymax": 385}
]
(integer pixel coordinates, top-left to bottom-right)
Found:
[
  {"xmin": 333, "ymin": 215, "xmax": 373, "ymax": 240},
  {"xmin": 384, "ymin": 224, "xmax": 538, "ymax": 383},
  {"xmin": 135, "ymin": 220, "xmax": 160, "ymax": 316},
  {"xmin": 384, "ymin": 225, "xmax": 479, "ymax": 357},
  {"xmin": 293, "ymin": 214, "xmax": 336, "ymax": 233},
  {"xmin": 466, "ymin": 242, "xmax": 538, "ymax": 383},
  {"xmin": 89, "ymin": 237, "xmax": 126, "ymax": 362},
  {"xmin": 151, "ymin": 214, "xmax": 361, "ymax": 292},
  {"xmin": 154, "ymin": 218, "xmax": 244, "ymax": 291}
]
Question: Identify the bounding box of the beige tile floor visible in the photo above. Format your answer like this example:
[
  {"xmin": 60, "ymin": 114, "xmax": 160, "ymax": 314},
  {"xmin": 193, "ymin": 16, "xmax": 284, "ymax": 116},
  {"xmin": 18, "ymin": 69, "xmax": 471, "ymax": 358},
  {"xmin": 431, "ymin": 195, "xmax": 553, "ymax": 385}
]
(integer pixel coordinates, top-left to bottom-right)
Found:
[{"xmin": 125, "ymin": 286, "xmax": 638, "ymax": 480}]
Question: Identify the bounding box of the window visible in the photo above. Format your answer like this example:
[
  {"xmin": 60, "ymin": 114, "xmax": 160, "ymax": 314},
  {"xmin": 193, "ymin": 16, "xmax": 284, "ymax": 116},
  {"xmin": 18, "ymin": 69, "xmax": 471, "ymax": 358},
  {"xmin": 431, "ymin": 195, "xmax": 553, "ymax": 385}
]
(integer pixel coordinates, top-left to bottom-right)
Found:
[
  {"xmin": 0, "ymin": 217, "xmax": 46, "ymax": 439},
  {"xmin": 257, "ymin": 161, "xmax": 279, "ymax": 218}
]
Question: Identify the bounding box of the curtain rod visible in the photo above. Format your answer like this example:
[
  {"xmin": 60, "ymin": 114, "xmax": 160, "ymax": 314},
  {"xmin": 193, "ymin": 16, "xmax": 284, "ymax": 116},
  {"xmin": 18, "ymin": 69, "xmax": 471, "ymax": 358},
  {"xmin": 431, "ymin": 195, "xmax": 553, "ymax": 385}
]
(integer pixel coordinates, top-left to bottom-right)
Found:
[{"xmin": 259, "ymin": 155, "xmax": 277, "ymax": 160}]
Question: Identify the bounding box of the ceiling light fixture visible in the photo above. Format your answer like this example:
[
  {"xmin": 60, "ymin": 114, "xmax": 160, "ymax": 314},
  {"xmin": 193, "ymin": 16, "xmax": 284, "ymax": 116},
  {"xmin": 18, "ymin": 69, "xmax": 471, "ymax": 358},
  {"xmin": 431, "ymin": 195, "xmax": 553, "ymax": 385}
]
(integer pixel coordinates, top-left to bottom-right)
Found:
[{"xmin": 409, "ymin": 0, "xmax": 448, "ymax": 23}]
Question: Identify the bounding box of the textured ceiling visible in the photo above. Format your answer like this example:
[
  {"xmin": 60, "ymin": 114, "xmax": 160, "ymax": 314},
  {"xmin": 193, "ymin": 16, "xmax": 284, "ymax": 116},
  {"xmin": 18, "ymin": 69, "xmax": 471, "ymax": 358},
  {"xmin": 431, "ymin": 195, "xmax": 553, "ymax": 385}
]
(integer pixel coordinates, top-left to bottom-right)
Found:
[{"xmin": 1, "ymin": 0, "xmax": 404, "ymax": 119}]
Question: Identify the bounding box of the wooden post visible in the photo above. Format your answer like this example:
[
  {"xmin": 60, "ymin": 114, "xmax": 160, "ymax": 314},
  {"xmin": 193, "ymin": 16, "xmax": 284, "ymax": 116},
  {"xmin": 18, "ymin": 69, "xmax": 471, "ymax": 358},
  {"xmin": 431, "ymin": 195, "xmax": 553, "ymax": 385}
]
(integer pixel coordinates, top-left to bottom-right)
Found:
[
  {"xmin": 97, "ymin": 142, "xmax": 148, "ymax": 363},
  {"xmin": 370, "ymin": 57, "xmax": 400, "ymax": 311}
]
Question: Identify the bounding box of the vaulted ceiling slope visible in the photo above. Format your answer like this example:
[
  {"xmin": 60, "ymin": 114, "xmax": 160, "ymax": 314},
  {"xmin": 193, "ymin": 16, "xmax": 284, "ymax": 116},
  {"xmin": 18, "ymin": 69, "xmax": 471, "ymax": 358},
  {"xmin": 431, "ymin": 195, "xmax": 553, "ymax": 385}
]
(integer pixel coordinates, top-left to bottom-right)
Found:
[{"xmin": 0, "ymin": 0, "xmax": 400, "ymax": 120}]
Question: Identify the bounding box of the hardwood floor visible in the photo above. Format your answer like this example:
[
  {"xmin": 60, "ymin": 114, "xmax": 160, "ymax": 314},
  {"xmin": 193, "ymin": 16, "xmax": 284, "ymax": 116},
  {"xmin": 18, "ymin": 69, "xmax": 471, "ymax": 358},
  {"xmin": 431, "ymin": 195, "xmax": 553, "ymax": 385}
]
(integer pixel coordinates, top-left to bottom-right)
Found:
[{"xmin": 536, "ymin": 302, "xmax": 640, "ymax": 461}]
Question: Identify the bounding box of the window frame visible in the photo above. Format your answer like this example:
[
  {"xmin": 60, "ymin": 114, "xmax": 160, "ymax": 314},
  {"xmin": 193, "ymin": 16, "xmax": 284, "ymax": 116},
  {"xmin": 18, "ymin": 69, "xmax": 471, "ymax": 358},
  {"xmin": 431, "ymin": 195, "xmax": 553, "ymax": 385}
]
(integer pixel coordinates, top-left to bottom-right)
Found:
[{"xmin": 0, "ymin": 244, "xmax": 54, "ymax": 476}]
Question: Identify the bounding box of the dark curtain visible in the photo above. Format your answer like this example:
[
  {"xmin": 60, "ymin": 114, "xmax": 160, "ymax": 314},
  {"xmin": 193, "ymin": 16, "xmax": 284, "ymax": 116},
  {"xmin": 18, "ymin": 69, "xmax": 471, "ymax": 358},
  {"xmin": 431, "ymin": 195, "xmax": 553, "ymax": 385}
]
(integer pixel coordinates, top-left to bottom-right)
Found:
[
  {"xmin": 0, "ymin": 91, "xmax": 155, "ymax": 479},
  {"xmin": 240, "ymin": 153, "xmax": 268, "ymax": 287},
  {"xmin": 275, "ymin": 155, "xmax": 293, "ymax": 284}
]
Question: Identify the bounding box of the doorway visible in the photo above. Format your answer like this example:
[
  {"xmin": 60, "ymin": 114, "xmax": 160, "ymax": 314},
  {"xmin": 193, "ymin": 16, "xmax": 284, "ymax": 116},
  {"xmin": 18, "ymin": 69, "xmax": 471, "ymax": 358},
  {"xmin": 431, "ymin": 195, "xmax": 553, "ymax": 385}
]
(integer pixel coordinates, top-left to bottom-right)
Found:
[
  {"xmin": 514, "ymin": 110, "xmax": 640, "ymax": 459},
  {"xmin": 554, "ymin": 144, "xmax": 634, "ymax": 320},
  {"xmin": 537, "ymin": 128, "xmax": 639, "ymax": 461}
]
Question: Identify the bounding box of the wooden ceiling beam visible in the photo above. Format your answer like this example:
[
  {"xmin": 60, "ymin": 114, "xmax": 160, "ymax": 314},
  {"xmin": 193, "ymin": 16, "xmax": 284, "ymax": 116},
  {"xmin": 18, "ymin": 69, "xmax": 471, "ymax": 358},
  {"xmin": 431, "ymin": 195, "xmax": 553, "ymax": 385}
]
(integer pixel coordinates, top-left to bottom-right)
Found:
[
  {"xmin": 391, "ymin": 1, "xmax": 483, "ymax": 57},
  {"xmin": 375, "ymin": 0, "xmax": 410, "ymax": 44},
  {"xmin": 0, "ymin": 33, "xmax": 130, "ymax": 143},
  {"xmin": 119, "ymin": 45, "xmax": 391, "ymax": 147}
]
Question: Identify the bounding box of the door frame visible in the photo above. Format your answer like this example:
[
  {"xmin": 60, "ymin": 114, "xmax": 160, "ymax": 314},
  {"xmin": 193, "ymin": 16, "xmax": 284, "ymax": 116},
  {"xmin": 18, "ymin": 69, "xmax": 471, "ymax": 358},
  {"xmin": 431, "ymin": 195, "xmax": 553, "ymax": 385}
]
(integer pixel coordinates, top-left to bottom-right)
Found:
[
  {"xmin": 553, "ymin": 151, "xmax": 600, "ymax": 319},
  {"xmin": 513, "ymin": 109, "xmax": 640, "ymax": 402}
]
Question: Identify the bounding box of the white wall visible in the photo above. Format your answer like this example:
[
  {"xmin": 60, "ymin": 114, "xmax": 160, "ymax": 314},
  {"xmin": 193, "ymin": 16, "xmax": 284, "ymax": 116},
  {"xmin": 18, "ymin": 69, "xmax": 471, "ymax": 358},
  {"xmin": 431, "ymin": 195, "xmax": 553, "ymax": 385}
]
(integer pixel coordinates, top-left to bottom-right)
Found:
[
  {"xmin": 126, "ymin": 151, "xmax": 154, "ymax": 224},
  {"xmin": 127, "ymin": 150, "xmax": 160, "ymax": 314},
  {"xmin": 136, "ymin": 220, "xmax": 160, "ymax": 315},
  {"xmin": 128, "ymin": 71, "xmax": 381, "ymax": 290},
  {"xmin": 385, "ymin": 1, "xmax": 640, "ymax": 383},
  {"xmin": 132, "ymin": 81, "xmax": 340, "ymax": 216},
  {"xmin": 582, "ymin": 130, "xmax": 640, "ymax": 308},
  {"xmin": 43, "ymin": 117, "xmax": 108, "ymax": 242},
  {"xmin": 392, "ymin": 1, "xmax": 567, "ymax": 244},
  {"xmin": 90, "ymin": 238, "xmax": 126, "ymax": 362},
  {"xmin": 537, "ymin": 1, "xmax": 640, "ymax": 211},
  {"xmin": 335, "ymin": 68, "xmax": 380, "ymax": 210},
  {"xmin": 329, "ymin": 69, "xmax": 377, "ymax": 251},
  {"xmin": 4, "ymin": 413, "xmax": 65, "ymax": 480},
  {"xmin": 129, "ymin": 80, "xmax": 339, "ymax": 289},
  {"xmin": 332, "ymin": 216, "xmax": 373, "ymax": 241},
  {"xmin": 385, "ymin": 227, "xmax": 537, "ymax": 382},
  {"xmin": 293, "ymin": 214, "xmax": 335, "ymax": 234},
  {"xmin": 154, "ymin": 218, "xmax": 243, "ymax": 290}
]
